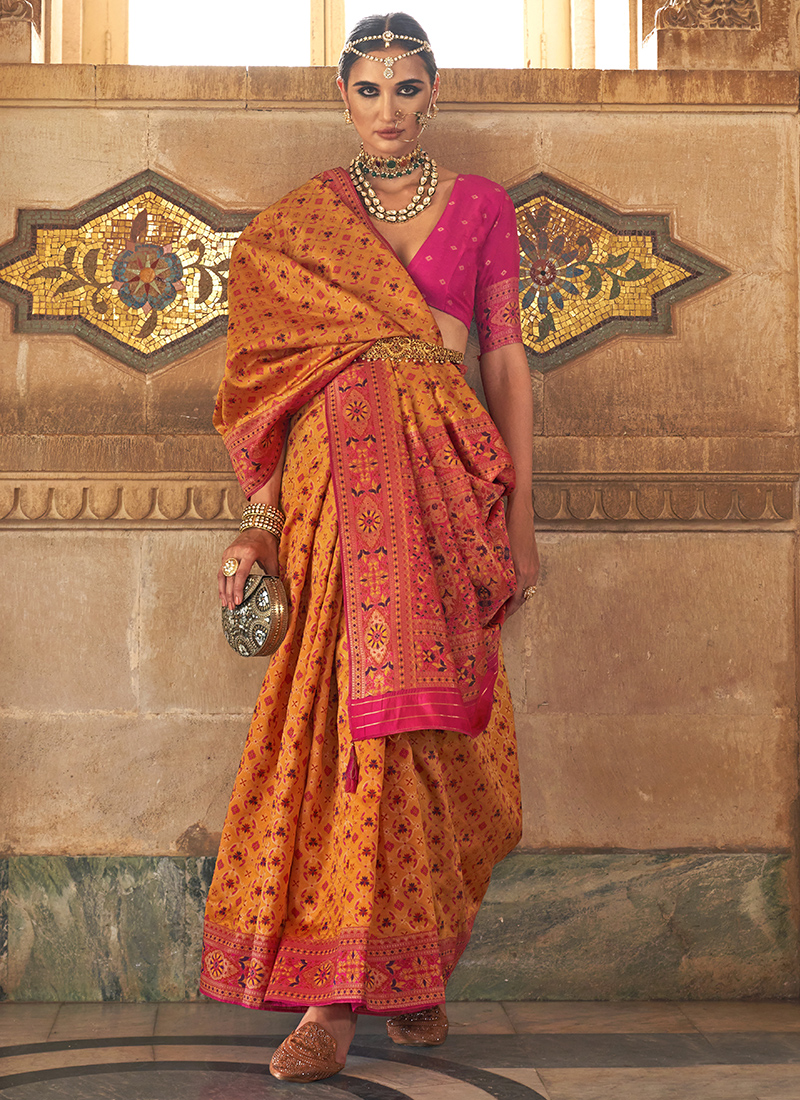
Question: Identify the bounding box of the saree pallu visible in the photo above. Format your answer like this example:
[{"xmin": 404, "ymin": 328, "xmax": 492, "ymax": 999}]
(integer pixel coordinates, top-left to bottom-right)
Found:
[{"xmin": 200, "ymin": 170, "xmax": 523, "ymax": 1013}]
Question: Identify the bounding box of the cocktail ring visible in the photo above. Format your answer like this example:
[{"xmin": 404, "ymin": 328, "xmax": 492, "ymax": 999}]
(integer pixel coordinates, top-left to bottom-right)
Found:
[
  {"xmin": 522, "ymin": 585, "xmax": 537, "ymax": 601},
  {"xmin": 222, "ymin": 558, "xmax": 239, "ymax": 577}
]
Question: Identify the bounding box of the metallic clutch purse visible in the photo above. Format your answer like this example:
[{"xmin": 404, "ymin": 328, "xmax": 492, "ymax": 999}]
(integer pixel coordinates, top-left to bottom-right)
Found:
[{"xmin": 221, "ymin": 573, "xmax": 289, "ymax": 657}]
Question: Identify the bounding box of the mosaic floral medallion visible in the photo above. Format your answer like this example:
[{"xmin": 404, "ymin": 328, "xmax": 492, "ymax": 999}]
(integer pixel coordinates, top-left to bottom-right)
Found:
[
  {"xmin": 0, "ymin": 170, "xmax": 728, "ymax": 374},
  {"xmin": 510, "ymin": 174, "xmax": 729, "ymax": 372},
  {"xmin": 0, "ymin": 171, "xmax": 256, "ymax": 371}
]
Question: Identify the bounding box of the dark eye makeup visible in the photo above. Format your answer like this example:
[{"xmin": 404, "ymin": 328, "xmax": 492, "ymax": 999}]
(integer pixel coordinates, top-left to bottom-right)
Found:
[{"xmin": 353, "ymin": 80, "xmax": 425, "ymax": 98}]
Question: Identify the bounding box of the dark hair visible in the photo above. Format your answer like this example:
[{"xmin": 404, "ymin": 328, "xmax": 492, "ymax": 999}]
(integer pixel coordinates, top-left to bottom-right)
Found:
[{"xmin": 338, "ymin": 12, "xmax": 438, "ymax": 86}]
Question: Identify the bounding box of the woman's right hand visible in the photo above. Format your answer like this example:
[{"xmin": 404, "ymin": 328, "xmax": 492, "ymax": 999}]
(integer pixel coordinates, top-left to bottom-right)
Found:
[{"xmin": 219, "ymin": 529, "xmax": 280, "ymax": 610}]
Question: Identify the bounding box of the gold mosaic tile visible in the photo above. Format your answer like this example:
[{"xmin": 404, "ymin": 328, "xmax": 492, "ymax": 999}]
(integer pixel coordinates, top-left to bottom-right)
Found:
[
  {"xmin": 511, "ymin": 175, "xmax": 729, "ymax": 371},
  {"xmin": 0, "ymin": 170, "xmax": 728, "ymax": 374},
  {"xmin": 0, "ymin": 171, "xmax": 255, "ymax": 371}
]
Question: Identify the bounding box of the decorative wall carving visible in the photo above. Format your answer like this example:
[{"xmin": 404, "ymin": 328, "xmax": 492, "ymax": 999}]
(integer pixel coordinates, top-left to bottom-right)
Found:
[
  {"xmin": 532, "ymin": 478, "xmax": 794, "ymax": 527},
  {"xmin": 511, "ymin": 175, "xmax": 729, "ymax": 373},
  {"xmin": 0, "ymin": 1, "xmax": 34, "ymax": 20},
  {"xmin": 0, "ymin": 476, "xmax": 244, "ymax": 529},
  {"xmin": 0, "ymin": 475, "xmax": 792, "ymax": 530},
  {"xmin": 655, "ymin": 0, "xmax": 760, "ymax": 29},
  {"xmin": 0, "ymin": 172, "xmax": 255, "ymax": 372}
]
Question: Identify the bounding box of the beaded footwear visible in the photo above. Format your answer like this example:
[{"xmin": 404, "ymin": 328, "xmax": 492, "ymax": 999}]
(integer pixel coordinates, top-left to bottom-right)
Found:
[
  {"xmin": 269, "ymin": 1021, "xmax": 346, "ymax": 1081},
  {"xmin": 386, "ymin": 1004, "xmax": 448, "ymax": 1046}
]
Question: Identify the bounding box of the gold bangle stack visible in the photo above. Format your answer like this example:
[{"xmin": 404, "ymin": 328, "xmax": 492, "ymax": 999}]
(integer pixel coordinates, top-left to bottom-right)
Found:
[{"xmin": 240, "ymin": 503, "xmax": 285, "ymax": 539}]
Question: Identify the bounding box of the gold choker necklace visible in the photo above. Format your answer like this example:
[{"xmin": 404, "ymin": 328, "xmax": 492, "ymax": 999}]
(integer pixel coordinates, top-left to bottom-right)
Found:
[
  {"xmin": 357, "ymin": 144, "xmax": 424, "ymax": 180},
  {"xmin": 349, "ymin": 149, "xmax": 438, "ymax": 223}
]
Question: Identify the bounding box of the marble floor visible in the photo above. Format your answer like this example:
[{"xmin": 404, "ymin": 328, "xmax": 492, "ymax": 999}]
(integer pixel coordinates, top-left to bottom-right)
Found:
[{"xmin": 1, "ymin": 1000, "xmax": 799, "ymax": 1100}]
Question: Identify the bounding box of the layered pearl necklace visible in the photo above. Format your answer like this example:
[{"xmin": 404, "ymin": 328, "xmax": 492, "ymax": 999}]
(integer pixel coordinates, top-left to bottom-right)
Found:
[{"xmin": 349, "ymin": 146, "xmax": 439, "ymax": 223}]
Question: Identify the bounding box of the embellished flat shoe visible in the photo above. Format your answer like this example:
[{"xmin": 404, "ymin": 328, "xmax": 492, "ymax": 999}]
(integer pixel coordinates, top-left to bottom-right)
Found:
[
  {"xmin": 269, "ymin": 1021, "xmax": 346, "ymax": 1082},
  {"xmin": 386, "ymin": 1004, "xmax": 448, "ymax": 1046}
]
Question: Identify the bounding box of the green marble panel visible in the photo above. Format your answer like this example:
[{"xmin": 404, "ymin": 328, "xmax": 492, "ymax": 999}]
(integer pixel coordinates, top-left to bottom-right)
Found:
[
  {"xmin": 6, "ymin": 856, "xmax": 205, "ymax": 1002},
  {"xmin": 3, "ymin": 852, "xmax": 797, "ymax": 1002},
  {"xmin": 0, "ymin": 858, "xmax": 7, "ymax": 1001},
  {"xmin": 184, "ymin": 856, "xmax": 215, "ymax": 994},
  {"xmin": 448, "ymin": 852, "xmax": 799, "ymax": 1001}
]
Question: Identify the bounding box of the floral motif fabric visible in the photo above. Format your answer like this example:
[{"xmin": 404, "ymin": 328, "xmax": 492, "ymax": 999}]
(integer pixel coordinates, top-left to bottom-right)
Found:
[
  {"xmin": 201, "ymin": 395, "xmax": 522, "ymax": 1013},
  {"xmin": 213, "ymin": 171, "xmax": 429, "ymax": 499},
  {"xmin": 215, "ymin": 170, "xmax": 516, "ymax": 743},
  {"xmin": 328, "ymin": 355, "xmax": 514, "ymax": 742},
  {"xmin": 201, "ymin": 169, "xmax": 524, "ymax": 1013}
]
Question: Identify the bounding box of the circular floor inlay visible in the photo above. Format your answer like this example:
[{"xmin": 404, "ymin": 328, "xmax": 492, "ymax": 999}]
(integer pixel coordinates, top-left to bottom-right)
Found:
[
  {"xmin": 0, "ymin": 1040, "xmax": 548, "ymax": 1100},
  {"xmin": 7, "ymin": 1064, "xmax": 419, "ymax": 1100}
]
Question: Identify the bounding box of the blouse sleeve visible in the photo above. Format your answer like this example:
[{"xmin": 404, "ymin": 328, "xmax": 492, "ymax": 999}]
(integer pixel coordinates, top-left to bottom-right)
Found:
[{"xmin": 474, "ymin": 190, "xmax": 523, "ymax": 355}]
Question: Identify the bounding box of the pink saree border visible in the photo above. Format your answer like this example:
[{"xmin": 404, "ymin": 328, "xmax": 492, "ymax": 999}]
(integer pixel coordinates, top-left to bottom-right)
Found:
[
  {"xmin": 200, "ymin": 918, "xmax": 472, "ymax": 1015},
  {"xmin": 349, "ymin": 651, "xmax": 499, "ymax": 741}
]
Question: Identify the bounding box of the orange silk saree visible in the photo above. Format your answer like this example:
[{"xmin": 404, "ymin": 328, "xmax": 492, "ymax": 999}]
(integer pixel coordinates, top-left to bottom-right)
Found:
[{"xmin": 200, "ymin": 170, "xmax": 522, "ymax": 1013}]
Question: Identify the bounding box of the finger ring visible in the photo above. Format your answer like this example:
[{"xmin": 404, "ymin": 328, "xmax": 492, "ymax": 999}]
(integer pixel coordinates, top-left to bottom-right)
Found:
[
  {"xmin": 222, "ymin": 558, "xmax": 239, "ymax": 577},
  {"xmin": 522, "ymin": 585, "xmax": 537, "ymax": 601}
]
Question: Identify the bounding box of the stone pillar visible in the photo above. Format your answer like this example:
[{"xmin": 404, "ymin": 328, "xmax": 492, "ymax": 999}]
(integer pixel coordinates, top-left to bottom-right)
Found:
[
  {"xmin": 45, "ymin": 0, "xmax": 63, "ymax": 62},
  {"xmin": 524, "ymin": 0, "xmax": 572, "ymax": 67},
  {"xmin": 572, "ymin": 0, "xmax": 596, "ymax": 67},
  {"xmin": 59, "ymin": 0, "xmax": 80, "ymax": 62},
  {"xmin": 79, "ymin": 0, "xmax": 126, "ymax": 64},
  {"xmin": 654, "ymin": 0, "xmax": 795, "ymax": 68},
  {"xmin": 310, "ymin": 0, "xmax": 344, "ymax": 65},
  {"xmin": 0, "ymin": 0, "xmax": 43, "ymax": 62}
]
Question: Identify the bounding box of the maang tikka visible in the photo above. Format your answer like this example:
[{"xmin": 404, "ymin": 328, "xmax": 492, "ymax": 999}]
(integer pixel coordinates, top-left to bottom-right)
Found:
[{"xmin": 341, "ymin": 29, "xmax": 433, "ymax": 80}]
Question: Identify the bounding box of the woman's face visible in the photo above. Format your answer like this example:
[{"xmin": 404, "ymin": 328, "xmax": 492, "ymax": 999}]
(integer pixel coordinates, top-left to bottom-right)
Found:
[{"xmin": 338, "ymin": 51, "xmax": 438, "ymax": 158}]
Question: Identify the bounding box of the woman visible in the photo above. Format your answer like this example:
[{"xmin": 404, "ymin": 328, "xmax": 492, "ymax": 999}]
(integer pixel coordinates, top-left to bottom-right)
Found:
[{"xmin": 201, "ymin": 11, "xmax": 539, "ymax": 1082}]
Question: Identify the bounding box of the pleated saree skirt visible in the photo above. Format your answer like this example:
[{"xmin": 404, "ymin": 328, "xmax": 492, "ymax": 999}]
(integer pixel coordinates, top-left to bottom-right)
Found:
[{"xmin": 200, "ymin": 389, "xmax": 522, "ymax": 1014}]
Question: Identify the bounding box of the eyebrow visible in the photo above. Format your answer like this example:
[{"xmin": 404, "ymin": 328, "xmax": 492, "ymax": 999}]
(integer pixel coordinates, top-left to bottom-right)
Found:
[{"xmin": 352, "ymin": 78, "xmax": 425, "ymax": 88}]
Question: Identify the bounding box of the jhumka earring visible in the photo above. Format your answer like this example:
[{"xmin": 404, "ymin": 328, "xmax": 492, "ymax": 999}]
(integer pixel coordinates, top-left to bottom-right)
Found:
[{"xmin": 343, "ymin": 108, "xmax": 353, "ymax": 124}]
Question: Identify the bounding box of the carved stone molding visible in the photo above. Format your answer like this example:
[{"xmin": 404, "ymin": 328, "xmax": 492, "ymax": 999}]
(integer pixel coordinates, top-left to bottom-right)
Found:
[
  {"xmin": 0, "ymin": 475, "xmax": 245, "ymax": 529},
  {"xmin": 0, "ymin": 1, "xmax": 34, "ymax": 20},
  {"xmin": 655, "ymin": 0, "xmax": 760, "ymax": 29},
  {"xmin": 0, "ymin": 474, "xmax": 793, "ymax": 532},
  {"xmin": 532, "ymin": 477, "xmax": 794, "ymax": 530}
]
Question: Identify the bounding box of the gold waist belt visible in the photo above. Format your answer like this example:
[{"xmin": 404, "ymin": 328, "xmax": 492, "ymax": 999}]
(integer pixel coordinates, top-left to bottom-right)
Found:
[{"xmin": 360, "ymin": 336, "xmax": 464, "ymax": 366}]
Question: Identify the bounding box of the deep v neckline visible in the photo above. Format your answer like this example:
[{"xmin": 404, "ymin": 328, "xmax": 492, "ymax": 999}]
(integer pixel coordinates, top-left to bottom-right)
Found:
[
  {"xmin": 336, "ymin": 169, "xmax": 465, "ymax": 271},
  {"xmin": 403, "ymin": 175, "xmax": 464, "ymax": 270}
]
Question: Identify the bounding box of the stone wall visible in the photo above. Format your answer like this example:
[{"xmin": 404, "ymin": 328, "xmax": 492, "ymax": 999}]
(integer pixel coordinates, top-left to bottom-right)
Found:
[
  {"xmin": 0, "ymin": 65, "xmax": 798, "ymax": 1000},
  {"xmin": 656, "ymin": 0, "xmax": 800, "ymax": 70}
]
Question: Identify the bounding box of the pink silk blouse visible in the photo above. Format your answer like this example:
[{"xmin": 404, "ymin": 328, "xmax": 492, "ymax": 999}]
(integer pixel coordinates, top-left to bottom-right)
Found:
[{"xmin": 406, "ymin": 174, "xmax": 523, "ymax": 354}]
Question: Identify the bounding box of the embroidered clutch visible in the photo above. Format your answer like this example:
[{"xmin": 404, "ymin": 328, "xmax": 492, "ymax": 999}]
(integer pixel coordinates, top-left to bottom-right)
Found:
[{"xmin": 221, "ymin": 573, "xmax": 289, "ymax": 657}]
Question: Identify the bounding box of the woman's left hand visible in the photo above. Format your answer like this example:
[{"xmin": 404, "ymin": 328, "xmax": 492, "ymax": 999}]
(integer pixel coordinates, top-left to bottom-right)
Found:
[{"xmin": 504, "ymin": 495, "xmax": 540, "ymax": 619}]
